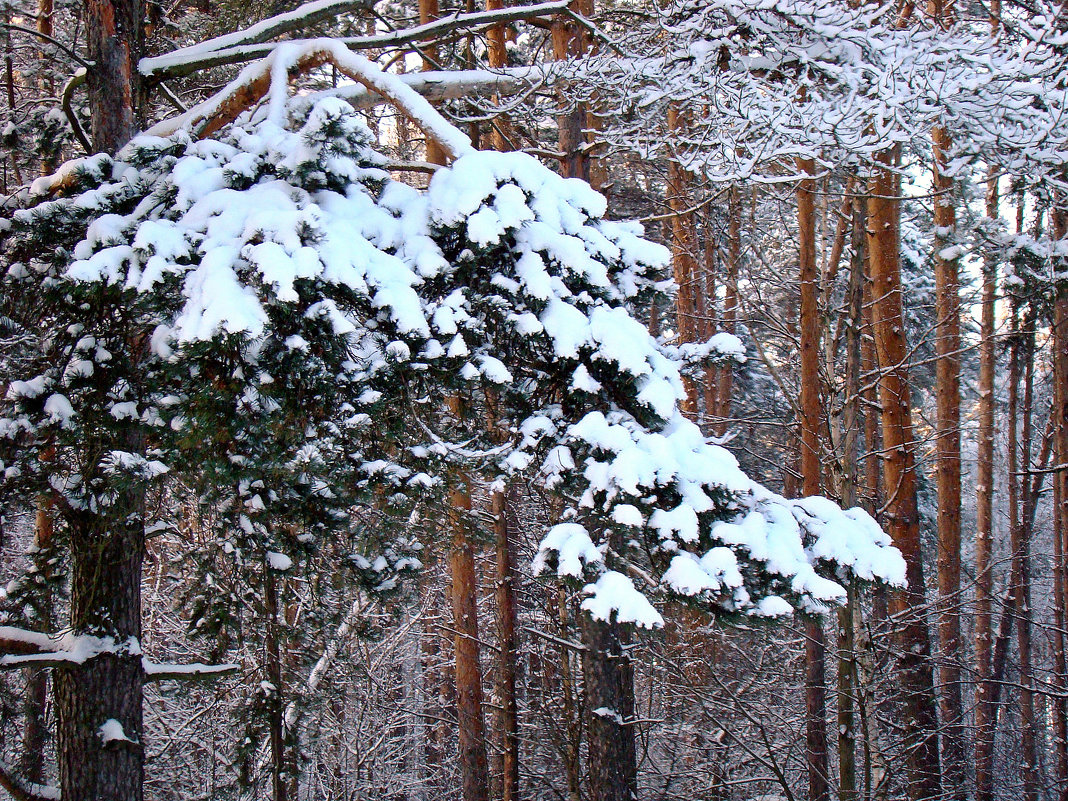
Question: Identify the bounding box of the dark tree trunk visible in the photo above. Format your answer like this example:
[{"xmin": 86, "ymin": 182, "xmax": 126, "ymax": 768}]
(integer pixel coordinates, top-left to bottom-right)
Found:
[
  {"xmin": 580, "ymin": 614, "xmax": 637, "ymax": 801},
  {"xmin": 55, "ymin": 4, "xmax": 146, "ymax": 796},
  {"xmin": 54, "ymin": 495, "xmax": 145, "ymax": 801}
]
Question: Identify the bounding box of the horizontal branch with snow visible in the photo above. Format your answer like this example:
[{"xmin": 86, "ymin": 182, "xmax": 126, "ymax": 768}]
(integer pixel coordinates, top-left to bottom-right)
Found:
[
  {"xmin": 139, "ymin": 0, "xmax": 570, "ymax": 79},
  {"xmin": 0, "ymin": 625, "xmax": 238, "ymax": 680}
]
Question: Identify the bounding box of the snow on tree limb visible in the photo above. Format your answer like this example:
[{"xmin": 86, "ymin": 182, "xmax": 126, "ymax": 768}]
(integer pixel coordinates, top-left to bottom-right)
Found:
[
  {"xmin": 139, "ymin": 0, "xmax": 571, "ymax": 80},
  {"xmin": 138, "ymin": 0, "xmax": 375, "ymax": 78},
  {"xmin": 145, "ymin": 40, "xmax": 473, "ymax": 160}
]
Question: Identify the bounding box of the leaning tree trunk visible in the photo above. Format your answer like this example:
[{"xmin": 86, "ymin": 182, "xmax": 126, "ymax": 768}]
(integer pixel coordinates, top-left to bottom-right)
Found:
[{"xmin": 864, "ymin": 152, "xmax": 943, "ymax": 801}]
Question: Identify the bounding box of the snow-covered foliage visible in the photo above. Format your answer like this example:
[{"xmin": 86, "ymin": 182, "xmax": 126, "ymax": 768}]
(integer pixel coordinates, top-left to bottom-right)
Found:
[
  {"xmin": 0, "ymin": 53, "xmax": 902, "ymax": 642},
  {"xmin": 579, "ymin": 0, "xmax": 1068, "ymax": 195}
]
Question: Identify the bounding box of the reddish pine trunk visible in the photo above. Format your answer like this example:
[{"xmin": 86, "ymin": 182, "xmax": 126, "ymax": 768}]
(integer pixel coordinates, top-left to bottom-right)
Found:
[
  {"xmin": 1050, "ymin": 202, "xmax": 1068, "ymax": 801},
  {"xmin": 668, "ymin": 106, "xmax": 699, "ymax": 419},
  {"xmin": 930, "ymin": 121, "xmax": 965, "ymax": 801},
  {"xmin": 864, "ymin": 154, "xmax": 942, "ymax": 801},
  {"xmin": 797, "ymin": 158, "xmax": 829, "ymax": 801},
  {"xmin": 448, "ymin": 472, "xmax": 491, "ymax": 801}
]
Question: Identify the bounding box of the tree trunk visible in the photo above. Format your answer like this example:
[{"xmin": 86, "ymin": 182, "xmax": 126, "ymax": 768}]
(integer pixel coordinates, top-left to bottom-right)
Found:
[
  {"xmin": 264, "ymin": 565, "xmax": 289, "ymax": 801},
  {"xmin": 86, "ymin": 0, "xmax": 144, "ymax": 153},
  {"xmin": 974, "ymin": 165, "xmax": 999, "ymax": 801},
  {"xmin": 20, "ymin": 495, "xmax": 54, "ymax": 785},
  {"xmin": 55, "ymin": 3, "xmax": 147, "ymax": 793},
  {"xmin": 668, "ymin": 106, "xmax": 699, "ymax": 419},
  {"xmin": 448, "ymin": 470, "xmax": 491, "ymax": 801},
  {"xmin": 492, "ymin": 487, "xmax": 520, "ymax": 801},
  {"xmin": 1052, "ymin": 201, "xmax": 1068, "ymax": 801},
  {"xmin": 54, "ymin": 495, "xmax": 145, "ymax": 801},
  {"xmin": 1016, "ymin": 315, "xmax": 1039, "ymax": 801},
  {"xmin": 864, "ymin": 153, "xmax": 942, "ymax": 801},
  {"xmin": 930, "ymin": 117, "xmax": 965, "ymax": 801},
  {"xmin": 797, "ymin": 157, "xmax": 830, "ymax": 801},
  {"xmin": 580, "ymin": 614, "xmax": 637, "ymax": 801},
  {"xmin": 715, "ymin": 186, "xmax": 741, "ymax": 435}
]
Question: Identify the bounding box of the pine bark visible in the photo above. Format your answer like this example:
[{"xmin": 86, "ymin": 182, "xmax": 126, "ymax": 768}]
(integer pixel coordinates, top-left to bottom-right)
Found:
[
  {"xmin": 715, "ymin": 186, "xmax": 741, "ymax": 435},
  {"xmin": 930, "ymin": 121, "xmax": 965, "ymax": 801},
  {"xmin": 668, "ymin": 106, "xmax": 700, "ymax": 419},
  {"xmin": 864, "ymin": 154, "xmax": 942, "ymax": 801},
  {"xmin": 579, "ymin": 614, "xmax": 637, "ymax": 801},
  {"xmin": 54, "ymin": 488, "xmax": 146, "ymax": 801},
  {"xmin": 86, "ymin": 0, "xmax": 144, "ymax": 153},
  {"xmin": 797, "ymin": 158, "xmax": 830, "ymax": 801},
  {"xmin": 1051, "ymin": 202, "xmax": 1068, "ymax": 801},
  {"xmin": 974, "ymin": 167, "xmax": 999, "ymax": 801},
  {"xmin": 447, "ymin": 468, "xmax": 491, "ymax": 801}
]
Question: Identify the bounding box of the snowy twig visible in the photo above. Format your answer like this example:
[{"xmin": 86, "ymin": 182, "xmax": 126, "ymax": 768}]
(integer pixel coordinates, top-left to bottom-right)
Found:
[{"xmin": 142, "ymin": 660, "xmax": 240, "ymax": 682}]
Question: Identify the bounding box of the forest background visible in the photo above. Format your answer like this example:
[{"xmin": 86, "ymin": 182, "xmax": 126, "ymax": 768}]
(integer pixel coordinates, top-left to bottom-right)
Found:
[{"xmin": 0, "ymin": 0, "xmax": 1065, "ymax": 801}]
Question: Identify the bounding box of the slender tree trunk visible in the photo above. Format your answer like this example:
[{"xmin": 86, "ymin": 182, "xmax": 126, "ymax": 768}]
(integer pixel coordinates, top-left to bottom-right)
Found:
[
  {"xmin": 834, "ymin": 191, "xmax": 864, "ymax": 801},
  {"xmin": 715, "ymin": 186, "xmax": 741, "ymax": 435},
  {"xmin": 264, "ymin": 565, "xmax": 289, "ymax": 801},
  {"xmin": 864, "ymin": 153, "xmax": 942, "ymax": 801},
  {"xmin": 492, "ymin": 487, "xmax": 520, "ymax": 801},
  {"xmin": 20, "ymin": 496, "xmax": 53, "ymax": 785},
  {"xmin": 797, "ymin": 157, "xmax": 830, "ymax": 801},
  {"xmin": 447, "ymin": 461, "xmax": 491, "ymax": 801},
  {"xmin": 1056, "ymin": 462, "xmax": 1068, "ymax": 801},
  {"xmin": 930, "ymin": 113, "xmax": 965, "ymax": 801},
  {"xmin": 668, "ymin": 106, "xmax": 699, "ymax": 419},
  {"xmin": 1017, "ymin": 315, "xmax": 1038, "ymax": 801},
  {"xmin": 974, "ymin": 166, "xmax": 999, "ymax": 801},
  {"xmin": 1052, "ymin": 201, "xmax": 1068, "ymax": 801}
]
